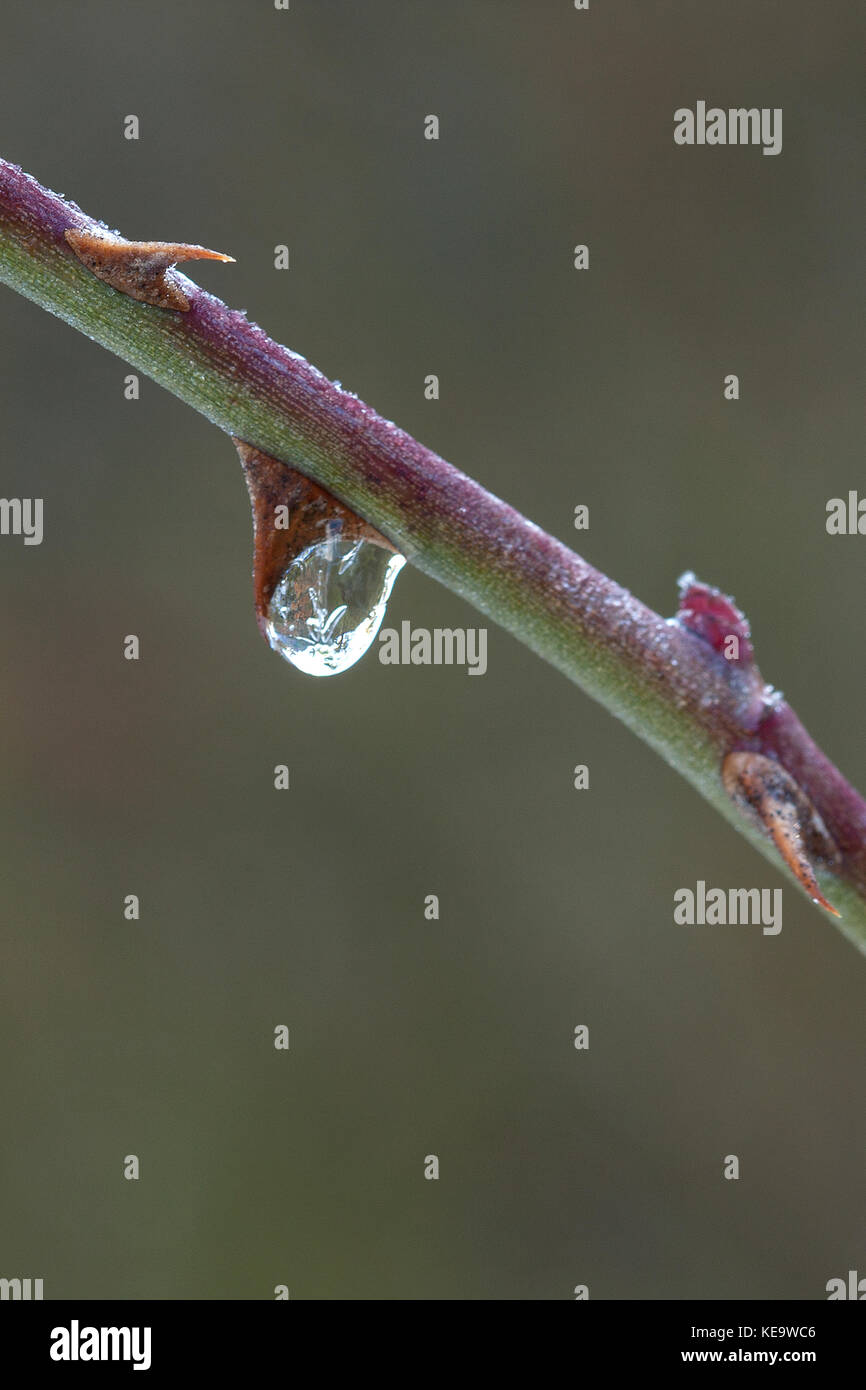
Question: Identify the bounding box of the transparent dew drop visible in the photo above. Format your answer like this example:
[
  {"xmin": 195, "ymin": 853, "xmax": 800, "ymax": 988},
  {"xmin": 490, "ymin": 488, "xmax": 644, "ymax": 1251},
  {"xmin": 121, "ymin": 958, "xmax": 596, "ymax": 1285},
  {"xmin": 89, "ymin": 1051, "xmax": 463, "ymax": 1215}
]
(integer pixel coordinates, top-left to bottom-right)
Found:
[
  {"xmin": 233, "ymin": 439, "xmax": 404, "ymax": 677},
  {"xmin": 265, "ymin": 525, "xmax": 405, "ymax": 676}
]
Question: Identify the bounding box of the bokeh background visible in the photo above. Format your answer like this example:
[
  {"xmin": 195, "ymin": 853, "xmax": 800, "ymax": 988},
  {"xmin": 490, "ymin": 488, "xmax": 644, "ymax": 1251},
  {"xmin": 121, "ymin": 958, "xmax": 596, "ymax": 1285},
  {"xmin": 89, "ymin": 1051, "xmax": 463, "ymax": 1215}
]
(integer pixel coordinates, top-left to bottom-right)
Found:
[{"xmin": 0, "ymin": 0, "xmax": 863, "ymax": 1299}]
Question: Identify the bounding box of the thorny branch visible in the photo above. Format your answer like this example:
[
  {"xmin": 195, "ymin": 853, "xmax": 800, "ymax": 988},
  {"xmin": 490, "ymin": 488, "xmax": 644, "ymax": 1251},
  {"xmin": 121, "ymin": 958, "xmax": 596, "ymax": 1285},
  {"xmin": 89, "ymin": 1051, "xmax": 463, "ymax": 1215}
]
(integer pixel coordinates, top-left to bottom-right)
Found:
[{"xmin": 1, "ymin": 157, "xmax": 865, "ymax": 952}]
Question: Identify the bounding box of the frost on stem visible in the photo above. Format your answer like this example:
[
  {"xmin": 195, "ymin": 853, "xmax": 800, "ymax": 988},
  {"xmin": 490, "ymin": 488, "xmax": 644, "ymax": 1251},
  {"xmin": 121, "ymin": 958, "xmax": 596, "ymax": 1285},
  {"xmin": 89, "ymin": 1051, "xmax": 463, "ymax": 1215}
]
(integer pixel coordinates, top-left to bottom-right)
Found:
[
  {"xmin": 672, "ymin": 571, "xmax": 771, "ymax": 731},
  {"xmin": 64, "ymin": 227, "xmax": 234, "ymax": 310},
  {"xmin": 675, "ymin": 572, "xmax": 754, "ymax": 666}
]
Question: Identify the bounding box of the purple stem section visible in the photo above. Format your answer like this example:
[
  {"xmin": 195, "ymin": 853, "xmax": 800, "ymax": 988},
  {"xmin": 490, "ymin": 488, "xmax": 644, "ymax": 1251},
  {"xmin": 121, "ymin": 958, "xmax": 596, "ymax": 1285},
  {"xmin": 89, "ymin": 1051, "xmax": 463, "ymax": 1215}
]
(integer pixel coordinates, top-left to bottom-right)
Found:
[{"xmin": 760, "ymin": 705, "xmax": 866, "ymax": 890}]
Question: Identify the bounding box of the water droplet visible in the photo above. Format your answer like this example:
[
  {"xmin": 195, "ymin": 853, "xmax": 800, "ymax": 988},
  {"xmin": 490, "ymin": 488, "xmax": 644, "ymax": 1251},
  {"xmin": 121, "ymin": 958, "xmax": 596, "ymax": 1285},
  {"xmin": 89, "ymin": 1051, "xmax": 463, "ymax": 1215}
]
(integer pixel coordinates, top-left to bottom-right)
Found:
[
  {"xmin": 266, "ymin": 529, "xmax": 405, "ymax": 676},
  {"xmin": 234, "ymin": 439, "xmax": 405, "ymax": 676}
]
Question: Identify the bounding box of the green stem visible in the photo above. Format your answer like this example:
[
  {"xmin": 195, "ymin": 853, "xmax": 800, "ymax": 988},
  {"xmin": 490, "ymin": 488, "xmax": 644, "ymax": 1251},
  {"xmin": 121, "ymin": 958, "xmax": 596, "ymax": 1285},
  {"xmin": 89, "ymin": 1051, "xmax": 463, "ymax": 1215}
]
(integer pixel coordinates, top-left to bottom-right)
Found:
[{"xmin": 1, "ymin": 156, "xmax": 865, "ymax": 953}]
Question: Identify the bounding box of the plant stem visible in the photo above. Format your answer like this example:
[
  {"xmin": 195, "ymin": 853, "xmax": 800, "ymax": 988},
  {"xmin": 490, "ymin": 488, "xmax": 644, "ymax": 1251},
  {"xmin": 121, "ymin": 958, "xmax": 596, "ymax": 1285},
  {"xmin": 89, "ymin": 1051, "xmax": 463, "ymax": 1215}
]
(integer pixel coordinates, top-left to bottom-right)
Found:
[{"xmin": 1, "ymin": 156, "xmax": 865, "ymax": 952}]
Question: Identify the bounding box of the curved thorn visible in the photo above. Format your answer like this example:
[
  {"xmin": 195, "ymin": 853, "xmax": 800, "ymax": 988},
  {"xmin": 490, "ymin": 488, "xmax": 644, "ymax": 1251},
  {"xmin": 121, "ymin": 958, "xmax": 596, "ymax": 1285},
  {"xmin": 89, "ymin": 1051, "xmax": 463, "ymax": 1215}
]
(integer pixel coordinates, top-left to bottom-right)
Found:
[
  {"xmin": 65, "ymin": 227, "xmax": 234, "ymax": 310},
  {"xmin": 722, "ymin": 751, "xmax": 841, "ymax": 917}
]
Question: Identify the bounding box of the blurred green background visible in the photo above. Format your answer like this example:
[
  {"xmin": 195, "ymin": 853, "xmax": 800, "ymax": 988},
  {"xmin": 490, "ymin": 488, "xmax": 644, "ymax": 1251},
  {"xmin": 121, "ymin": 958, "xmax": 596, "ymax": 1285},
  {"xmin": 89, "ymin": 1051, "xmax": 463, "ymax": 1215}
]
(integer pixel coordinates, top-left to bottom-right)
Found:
[{"xmin": 1, "ymin": 1, "xmax": 863, "ymax": 1299}]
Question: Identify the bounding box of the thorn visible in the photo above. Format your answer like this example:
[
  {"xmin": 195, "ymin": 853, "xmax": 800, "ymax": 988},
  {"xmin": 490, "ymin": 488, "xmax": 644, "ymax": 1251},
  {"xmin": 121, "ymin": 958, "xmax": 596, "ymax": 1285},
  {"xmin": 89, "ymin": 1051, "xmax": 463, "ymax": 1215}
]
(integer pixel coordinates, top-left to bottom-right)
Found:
[
  {"xmin": 232, "ymin": 439, "xmax": 397, "ymax": 633},
  {"xmin": 722, "ymin": 751, "xmax": 841, "ymax": 917},
  {"xmin": 64, "ymin": 226, "xmax": 234, "ymax": 311}
]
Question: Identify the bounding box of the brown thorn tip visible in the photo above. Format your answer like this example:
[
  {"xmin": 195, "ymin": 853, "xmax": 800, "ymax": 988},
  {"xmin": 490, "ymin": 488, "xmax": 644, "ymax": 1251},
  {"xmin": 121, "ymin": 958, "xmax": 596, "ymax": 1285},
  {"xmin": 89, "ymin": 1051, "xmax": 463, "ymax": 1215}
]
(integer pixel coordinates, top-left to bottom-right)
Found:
[
  {"xmin": 64, "ymin": 227, "xmax": 234, "ymax": 311},
  {"xmin": 813, "ymin": 893, "xmax": 842, "ymax": 918},
  {"xmin": 721, "ymin": 751, "xmax": 842, "ymax": 919}
]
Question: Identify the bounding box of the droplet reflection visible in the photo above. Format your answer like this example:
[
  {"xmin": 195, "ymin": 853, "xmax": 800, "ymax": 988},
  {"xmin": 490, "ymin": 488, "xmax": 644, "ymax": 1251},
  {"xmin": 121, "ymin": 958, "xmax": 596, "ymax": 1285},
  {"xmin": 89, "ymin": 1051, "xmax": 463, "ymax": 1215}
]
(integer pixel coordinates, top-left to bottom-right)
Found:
[{"xmin": 265, "ymin": 527, "xmax": 405, "ymax": 676}]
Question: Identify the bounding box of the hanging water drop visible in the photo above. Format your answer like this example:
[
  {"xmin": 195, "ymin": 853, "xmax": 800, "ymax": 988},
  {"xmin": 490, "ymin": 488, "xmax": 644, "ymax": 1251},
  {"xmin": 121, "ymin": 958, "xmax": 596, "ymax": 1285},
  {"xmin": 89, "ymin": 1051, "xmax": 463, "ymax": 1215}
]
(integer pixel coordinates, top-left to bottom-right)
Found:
[
  {"xmin": 266, "ymin": 527, "xmax": 405, "ymax": 675},
  {"xmin": 233, "ymin": 439, "xmax": 405, "ymax": 677}
]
